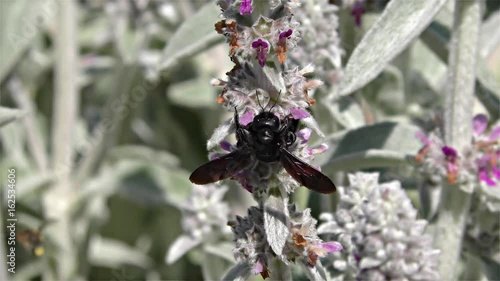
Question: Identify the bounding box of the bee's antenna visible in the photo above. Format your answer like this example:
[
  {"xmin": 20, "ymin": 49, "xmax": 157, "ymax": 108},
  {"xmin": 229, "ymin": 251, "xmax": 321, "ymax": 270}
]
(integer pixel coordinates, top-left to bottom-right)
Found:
[
  {"xmin": 255, "ymin": 90, "xmax": 264, "ymax": 111},
  {"xmin": 269, "ymin": 90, "xmax": 282, "ymax": 112}
]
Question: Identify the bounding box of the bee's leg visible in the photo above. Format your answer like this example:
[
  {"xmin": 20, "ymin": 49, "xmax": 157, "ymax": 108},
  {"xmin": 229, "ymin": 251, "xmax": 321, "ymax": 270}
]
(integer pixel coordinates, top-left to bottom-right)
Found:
[
  {"xmin": 277, "ymin": 115, "xmax": 289, "ymax": 134},
  {"xmin": 234, "ymin": 107, "xmax": 241, "ymax": 129},
  {"xmin": 278, "ymin": 115, "xmax": 298, "ymax": 147},
  {"xmin": 234, "ymin": 107, "xmax": 254, "ymax": 148},
  {"xmin": 288, "ymin": 115, "xmax": 299, "ymax": 132}
]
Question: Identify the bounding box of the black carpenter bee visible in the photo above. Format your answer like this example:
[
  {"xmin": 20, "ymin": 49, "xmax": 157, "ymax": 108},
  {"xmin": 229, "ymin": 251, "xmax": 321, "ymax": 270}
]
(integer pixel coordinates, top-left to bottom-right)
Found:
[{"xmin": 189, "ymin": 97, "xmax": 336, "ymax": 194}]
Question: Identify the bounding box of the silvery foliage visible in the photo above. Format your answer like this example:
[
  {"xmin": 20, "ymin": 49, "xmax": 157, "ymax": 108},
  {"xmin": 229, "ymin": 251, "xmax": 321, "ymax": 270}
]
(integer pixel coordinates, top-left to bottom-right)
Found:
[
  {"xmin": 207, "ymin": 0, "xmax": 344, "ymax": 279},
  {"xmin": 318, "ymin": 173, "xmax": 440, "ymax": 281},
  {"xmin": 166, "ymin": 0, "xmax": 344, "ymax": 277},
  {"xmin": 465, "ymin": 188, "xmax": 500, "ymax": 259},
  {"xmin": 290, "ymin": 0, "xmax": 343, "ymax": 84},
  {"xmin": 166, "ymin": 184, "xmax": 231, "ymax": 264},
  {"xmin": 229, "ymin": 203, "xmax": 342, "ymax": 278},
  {"xmin": 178, "ymin": 184, "xmax": 231, "ymax": 239}
]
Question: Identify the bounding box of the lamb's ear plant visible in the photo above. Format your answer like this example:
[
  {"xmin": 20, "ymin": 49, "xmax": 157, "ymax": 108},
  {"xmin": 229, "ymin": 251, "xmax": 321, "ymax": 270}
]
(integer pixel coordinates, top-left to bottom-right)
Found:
[
  {"xmin": 165, "ymin": 0, "xmax": 500, "ymax": 280},
  {"xmin": 2, "ymin": 0, "xmax": 497, "ymax": 280},
  {"xmin": 414, "ymin": 0, "xmax": 500, "ymax": 280},
  {"xmin": 318, "ymin": 173, "xmax": 440, "ymax": 281},
  {"xmin": 207, "ymin": 1, "xmax": 344, "ymax": 279}
]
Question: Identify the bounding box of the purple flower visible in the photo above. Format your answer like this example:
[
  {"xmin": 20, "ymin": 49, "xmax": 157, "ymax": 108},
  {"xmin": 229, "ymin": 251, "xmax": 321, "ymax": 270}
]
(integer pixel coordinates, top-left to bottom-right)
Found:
[
  {"xmin": 442, "ymin": 146, "xmax": 459, "ymax": 183},
  {"xmin": 351, "ymin": 1, "xmax": 365, "ymax": 27},
  {"xmin": 251, "ymin": 257, "xmax": 264, "ymax": 275},
  {"xmin": 321, "ymin": 241, "xmax": 343, "ymax": 252},
  {"xmin": 290, "ymin": 108, "xmax": 310, "ymax": 119},
  {"xmin": 251, "ymin": 39, "xmax": 269, "ymax": 67},
  {"xmin": 490, "ymin": 126, "xmax": 500, "ymax": 140},
  {"xmin": 473, "ymin": 114, "xmax": 488, "ymax": 137},
  {"xmin": 416, "ymin": 132, "xmax": 431, "ymax": 146},
  {"xmin": 479, "ymin": 167, "xmax": 496, "ymax": 186},
  {"xmin": 279, "ymin": 29, "xmax": 293, "ymax": 40},
  {"xmin": 251, "ymin": 257, "xmax": 269, "ymax": 279},
  {"xmin": 306, "ymin": 144, "xmax": 328, "ymax": 155},
  {"xmin": 239, "ymin": 0, "xmax": 253, "ymax": 15},
  {"xmin": 477, "ymin": 155, "xmax": 500, "ymax": 187},
  {"xmin": 296, "ymin": 128, "xmax": 312, "ymax": 143},
  {"xmin": 220, "ymin": 140, "xmax": 234, "ymax": 152},
  {"xmin": 442, "ymin": 146, "xmax": 458, "ymax": 159},
  {"xmin": 240, "ymin": 110, "xmax": 255, "ymax": 126},
  {"xmin": 472, "ymin": 114, "xmax": 500, "ymax": 141},
  {"xmin": 304, "ymin": 240, "xmax": 343, "ymax": 268},
  {"xmin": 276, "ymin": 29, "xmax": 293, "ymax": 64},
  {"xmin": 471, "ymin": 114, "xmax": 500, "ymax": 187}
]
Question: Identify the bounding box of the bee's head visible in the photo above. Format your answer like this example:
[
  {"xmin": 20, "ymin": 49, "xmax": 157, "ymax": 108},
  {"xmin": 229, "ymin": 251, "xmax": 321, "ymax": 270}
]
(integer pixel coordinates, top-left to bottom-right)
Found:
[
  {"xmin": 252, "ymin": 111, "xmax": 280, "ymax": 131},
  {"xmin": 252, "ymin": 112, "xmax": 279, "ymax": 144}
]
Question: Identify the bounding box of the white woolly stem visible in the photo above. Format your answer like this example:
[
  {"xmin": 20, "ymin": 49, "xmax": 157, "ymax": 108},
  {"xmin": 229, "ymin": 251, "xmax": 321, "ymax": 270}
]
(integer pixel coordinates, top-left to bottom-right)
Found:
[
  {"xmin": 44, "ymin": 0, "xmax": 79, "ymax": 279},
  {"xmin": 434, "ymin": 0, "xmax": 482, "ymax": 279},
  {"xmin": 8, "ymin": 78, "xmax": 49, "ymax": 173}
]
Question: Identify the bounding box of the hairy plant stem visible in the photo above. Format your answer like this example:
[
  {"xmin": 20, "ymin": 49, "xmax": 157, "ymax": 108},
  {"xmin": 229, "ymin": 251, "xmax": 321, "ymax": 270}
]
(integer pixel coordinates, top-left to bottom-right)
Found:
[
  {"xmin": 44, "ymin": 0, "xmax": 79, "ymax": 280},
  {"xmin": 434, "ymin": 0, "xmax": 482, "ymax": 279},
  {"xmin": 8, "ymin": 77, "xmax": 49, "ymax": 173},
  {"xmin": 74, "ymin": 64, "xmax": 139, "ymax": 184}
]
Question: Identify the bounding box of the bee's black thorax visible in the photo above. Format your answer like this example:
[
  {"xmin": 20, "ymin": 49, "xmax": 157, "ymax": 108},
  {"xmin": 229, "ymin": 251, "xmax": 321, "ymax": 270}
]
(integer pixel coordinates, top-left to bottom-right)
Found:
[{"xmin": 237, "ymin": 111, "xmax": 298, "ymax": 162}]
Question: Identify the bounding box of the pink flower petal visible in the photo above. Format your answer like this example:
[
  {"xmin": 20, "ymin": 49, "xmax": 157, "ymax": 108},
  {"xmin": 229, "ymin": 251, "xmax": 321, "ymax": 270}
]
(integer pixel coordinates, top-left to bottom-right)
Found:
[
  {"xmin": 442, "ymin": 146, "xmax": 458, "ymax": 159},
  {"xmin": 296, "ymin": 128, "xmax": 312, "ymax": 143},
  {"xmin": 351, "ymin": 1, "xmax": 365, "ymax": 27},
  {"xmin": 251, "ymin": 39, "xmax": 268, "ymax": 48},
  {"xmin": 415, "ymin": 132, "xmax": 431, "ymax": 145},
  {"xmin": 220, "ymin": 141, "xmax": 234, "ymax": 152},
  {"xmin": 252, "ymin": 39, "xmax": 269, "ymax": 67},
  {"xmin": 239, "ymin": 0, "xmax": 253, "ymax": 15},
  {"xmin": 479, "ymin": 169, "xmax": 496, "ymax": 186},
  {"xmin": 473, "ymin": 114, "xmax": 488, "ymax": 137},
  {"xmin": 290, "ymin": 108, "xmax": 310, "ymax": 119},
  {"xmin": 306, "ymin": 144, "xmax": 328, "ymax": 155},
  {"xmin": 476, "ymin": 156, "xmax": 489, "ymax": 168},
  {"xmin": 321, "ymin": 241, "xmax": 343, "ymax": 253},
  {"xmin": 252, "ymin": 258, "xmax": 264, "ymax": 275},
  {"xmin": 447, "ymin": 162, "xmax": 458, "ymax": 174},
  {"xmin": 240, "ymin": 110, "xmax": 255, "ymax": 126},
  {"xmin": 493, "ymin": 167, "xmax": 500, "ymax": 180},
  {"xmin": 279, "ymin": 29, "xmax": 293, "ymax": 39},
  {"xmin": 489, "ymin": 126, "xmax": 500, "ymax": 141}
]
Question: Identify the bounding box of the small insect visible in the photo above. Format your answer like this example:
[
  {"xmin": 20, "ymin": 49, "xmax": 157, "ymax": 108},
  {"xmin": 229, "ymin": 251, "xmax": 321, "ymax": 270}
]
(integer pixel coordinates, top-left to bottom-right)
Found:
[
  {"xmin": 189, "ymin": 94, "xmax": 336, "ymax": 194},
  {"xmin": 17, "ymin": 228, "xmax": 44, "ymax": 256}
]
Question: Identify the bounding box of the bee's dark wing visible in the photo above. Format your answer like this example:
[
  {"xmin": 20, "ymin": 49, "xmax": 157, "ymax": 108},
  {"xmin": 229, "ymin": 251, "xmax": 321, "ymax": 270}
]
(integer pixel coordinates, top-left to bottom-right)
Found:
[
  {"xmin": 189, "ymin": 148, "xmax": 252, "ymax": 185},
  {"xmin": 279, "ymin": 148, "xmax": 336, "ymax": 194}
]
